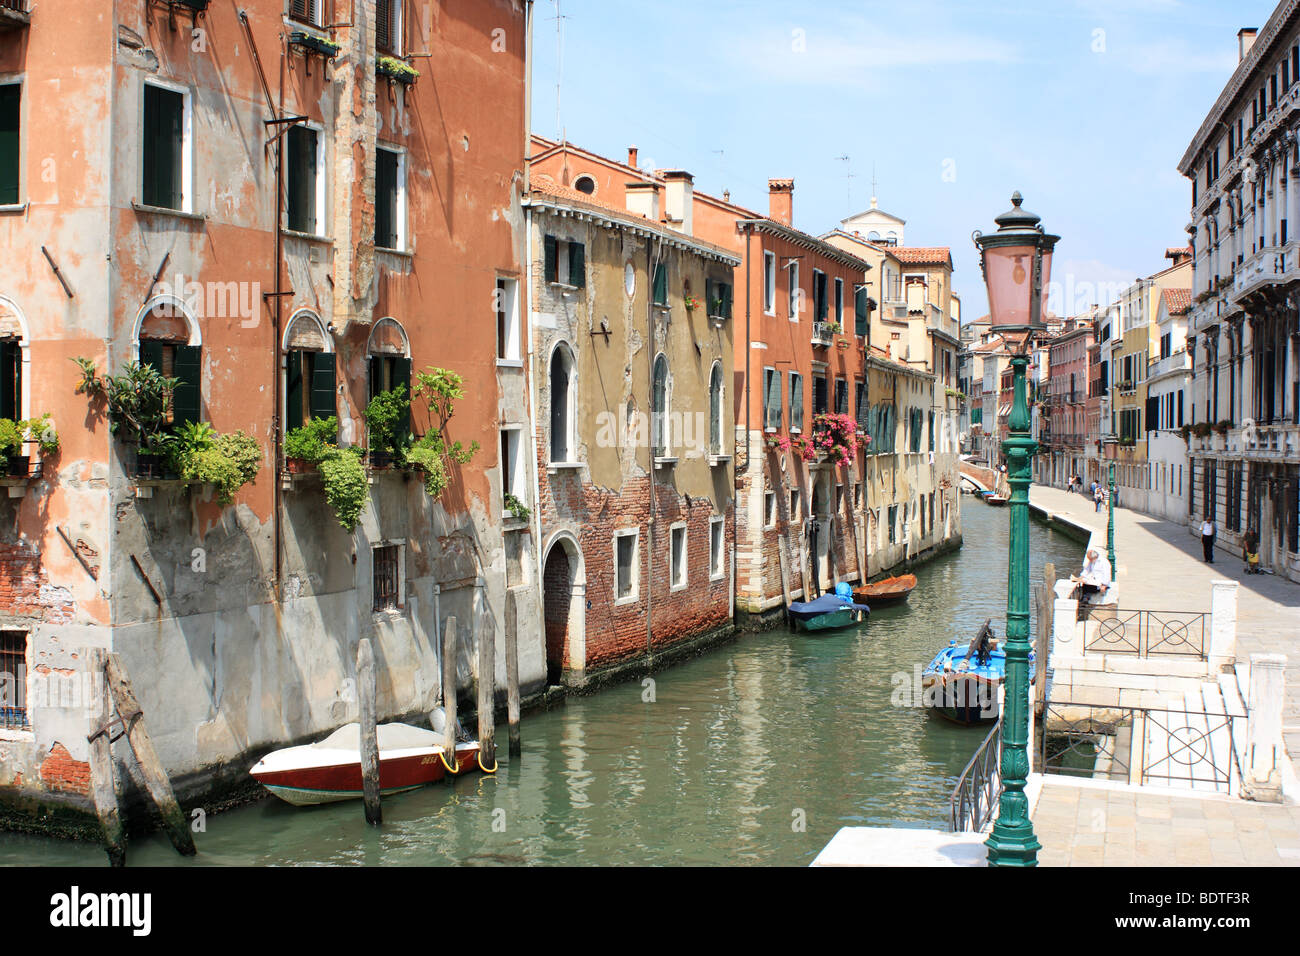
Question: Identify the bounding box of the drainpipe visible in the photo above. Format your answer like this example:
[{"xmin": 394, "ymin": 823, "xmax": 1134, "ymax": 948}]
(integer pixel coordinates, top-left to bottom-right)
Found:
[
  {"xmin": 272, "ymin": 35, "xmax": 286, "ymax": 594},
  {"xmin": 646, "ymin": 237, "xmax": 657, "ymax": 660}
]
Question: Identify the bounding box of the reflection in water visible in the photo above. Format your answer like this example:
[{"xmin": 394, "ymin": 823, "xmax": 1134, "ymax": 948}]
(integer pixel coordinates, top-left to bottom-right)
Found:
[{"xmin": 2, "ymin": 502, "xmax": 1080, "ymax": 867}]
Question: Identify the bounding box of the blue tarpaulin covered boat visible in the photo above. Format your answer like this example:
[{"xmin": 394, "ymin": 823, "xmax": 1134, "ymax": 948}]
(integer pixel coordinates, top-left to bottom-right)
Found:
[
  {"xmin": 921, "ymin": 622, "xmax": 1035, "ymax": 724},
  {"xmin": 787, "ymin": 592, "xmax": 870, "ymax": 632}
]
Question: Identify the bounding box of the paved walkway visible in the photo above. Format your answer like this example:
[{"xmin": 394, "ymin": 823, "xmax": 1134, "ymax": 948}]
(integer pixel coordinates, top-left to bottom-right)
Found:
[
  {"xmin": 1033, "ymin": 777, "xmax": 1300, "ymax": 867},
  {"xmin": 1029, "ymin": 485, "xmax": 1300, "ymax": 761}
]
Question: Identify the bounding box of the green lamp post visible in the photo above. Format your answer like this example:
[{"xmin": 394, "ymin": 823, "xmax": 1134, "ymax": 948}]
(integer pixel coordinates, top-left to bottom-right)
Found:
[
  {"xmin": 973, "ymin": 193, "xmax": 1059, "ymax": 867},
  {"xmin": 1107, "ymin": 463, "xmax": 1116, "ymax": 581}
]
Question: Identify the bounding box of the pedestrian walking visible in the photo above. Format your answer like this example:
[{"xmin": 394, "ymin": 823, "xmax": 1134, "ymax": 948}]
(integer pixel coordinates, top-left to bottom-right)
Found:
[
  {"xmin": 1244, "ymin": 527, "xmax": 1260, "ymax": 574},
  {"xmin": 1200, "ymin": 517, "xmax": 1216, "ymax": 563},
  {"xmin": 1093, "ymin": 485, "xmax": 1103, "ymax": 513}
]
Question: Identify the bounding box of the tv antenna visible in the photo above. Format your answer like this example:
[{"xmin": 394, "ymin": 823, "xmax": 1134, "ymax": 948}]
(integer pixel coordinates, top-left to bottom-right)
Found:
[
  {"xmin": 548, "ymin": 0, "xmax": 570, "ymax": 140},
  {"xmin": 835, "ymin": 155, "xmax": 856, "ymax": 208}
]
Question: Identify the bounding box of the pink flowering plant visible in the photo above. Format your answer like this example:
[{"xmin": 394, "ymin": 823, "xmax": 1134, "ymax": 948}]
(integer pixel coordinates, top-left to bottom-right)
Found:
[{"xmin": 811, "ymin": 412, "xmax": 867, "ymax": 467}]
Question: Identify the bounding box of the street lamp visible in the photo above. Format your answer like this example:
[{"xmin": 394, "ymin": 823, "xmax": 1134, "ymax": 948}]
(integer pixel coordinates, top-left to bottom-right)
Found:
[
  {"xmin": 973, "ymin": 192, "xmax": 1060, "ymax": 867},
  {"xmin": 1107, "ymin": 463, "xmax": 1116, "ymax": 582}
]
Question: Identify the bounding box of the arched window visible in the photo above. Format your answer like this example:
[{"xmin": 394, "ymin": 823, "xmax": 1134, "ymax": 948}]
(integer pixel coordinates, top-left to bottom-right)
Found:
[
  {"xmin": 0, "ymin": 295, "xmax": 28, "ymax": 423},
  {"xmin": 135, "ymin": 295, "xmax": 202, "ymax": 427},
  {"xmin": 652, "ymin": 353, "xmax": 669, "ymax": 458},
  {"xmin": 573, "ymin": 174, "xmax": 597, "ymax": 196},
  {"xmin": 709, "ymin": 362, "xmax": 723, "ymax": 456},
  {"xmin": 367, "ymin": 316, "xmax": 411, "ymax": 439},
  {"xmin": 284, "ymin": 310, "xmax": 336, "ymax": 434},
  {"xmin": 549, "ymin": 343, "xmax": 575, "ymax": 462}
]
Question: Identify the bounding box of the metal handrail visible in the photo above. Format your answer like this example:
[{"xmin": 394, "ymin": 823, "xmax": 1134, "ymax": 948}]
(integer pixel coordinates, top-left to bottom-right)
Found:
[
  {"xmin": 1083, "ymin": 608, "xmax": 1208, "ymax": 658},
  {"xmin": 949, "ymin": 717, "xmax": 1002, "ymax": 832}
]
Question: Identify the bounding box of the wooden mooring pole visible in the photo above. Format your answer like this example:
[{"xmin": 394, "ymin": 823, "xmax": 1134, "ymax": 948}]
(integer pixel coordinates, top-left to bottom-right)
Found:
[
  {"xmin": 86, "ymin": 648, "xmax": 126, "ymax": 867},
  {"xmin": 504, "ymin": 590, "xmax": 522, "ymax": 758},
  {"xmin": 476, "ymin": 612, "xmax": 497, "ymax": 772},
  {"xmin": 356, "ymin": 638, "xmax": 382, "ymax": 825},
  {"xmin": 104, "ymin": 653, "xmax": 196, "ymax": 856},
  {"xmin": 442, "ymin": 615, "xmax": 458, "ymax": 778}
]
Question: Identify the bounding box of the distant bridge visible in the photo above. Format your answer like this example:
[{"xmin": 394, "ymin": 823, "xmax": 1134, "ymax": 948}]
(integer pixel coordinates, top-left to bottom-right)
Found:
[{"xmin": 960, "ymin": 460, "xmax": 997, "ymax": 494}]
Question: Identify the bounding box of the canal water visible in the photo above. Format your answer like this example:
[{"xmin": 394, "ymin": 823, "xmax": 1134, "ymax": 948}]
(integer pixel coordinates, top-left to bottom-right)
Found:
[{"xmin": 3, "ymin": 499, "xmax": 1082, "ymax": 867}]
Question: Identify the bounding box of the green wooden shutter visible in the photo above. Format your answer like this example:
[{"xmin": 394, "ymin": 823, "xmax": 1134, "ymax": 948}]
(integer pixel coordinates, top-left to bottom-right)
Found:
[
  {"xmin": 855, "ymin": 288, "xmax": 868, "ymax": 336},
  {"xmin": 543, "ymin": 235, "xmax": 558, "ymax": 283},
  {"xmin": 286, "ymin": 125, "xmax": 316, "ymax": 234},
  {"xmin": 375, "ymin": 148, "xmax": 398, "ymax": 248},
  {"xmin": 568, "ymin": 241, "xmax": 585, "ymax": 288},
  {"xmin": 791, "ymin": 374, "xmax": 803, "ymax": 431},
  {"xmin": 310, "ymin": 352, "xmax": 337, "ymax": 428},
  {"xmin": 769, "ymin": 370, "xmax": 782, "ymax": 430},
  {"xmin": 0, "ymin": 84, "xmax": 18, "ymax": 207},
  {"xmin": 138, "ymin": 339, "xmax": 164, "ymax": 373},
  {"xmin": 704, "ymin": 277, "xmax": 714, "ymax": 313},
  {"xmin": 722, "ymin": 282, "xmax": 733, "ymax": 319},
  {"xmin": 143, "ymin": 85, "xmax": 183, "ymax": 210},
  {"xmin": 654, "ymin": 264, "xmax": 668, "ymax": 306},
  {"xmin": 0, "ymin": 341, "xmax": 19, "ymax": 421},
  {"xmin": 369, "ymin": 355, "xmax": 385, "ymax": 403},
  {"xmin": 394, "ymin": 356, "xmax": 412, "ymax": 440},
  {"xmin": 172, "ymin": 345, "xmax": 202, "ymax": 427},
  {"xmin": 285, "ymin": 350, "xmax": 305, "ymax": 432}
]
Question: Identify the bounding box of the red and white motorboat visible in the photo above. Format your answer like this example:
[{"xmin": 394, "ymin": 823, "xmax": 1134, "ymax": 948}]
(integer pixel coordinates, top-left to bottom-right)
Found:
[{"xmin": 250, "ymin": 722, "xmax": 480, "ymax": 806}]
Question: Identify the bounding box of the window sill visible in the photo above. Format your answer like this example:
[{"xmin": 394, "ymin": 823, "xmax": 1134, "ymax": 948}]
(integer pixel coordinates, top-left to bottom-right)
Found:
[
  {"xmin": 282, "ymin": 228, "xmax": 333, "ymax": 244},
  {"xmin": 708, "ymin": 454, "xmax": 732, "ymax": 467},
  {"xmin": 131, "ymin": 201, "xmax": 205, "ymax": 222},
  {"xmin": 547, "ymin": 461, "xmax": 583, "ymax": 474},
  {"xmin": 549, "ymin": 282, "xmax": 582, "ymax": 294},
  {"xmin": 614, "ymin": 594, "xmax": 639, "ymax": 608},
  {"xmin": 764, "ymin": 427, "xmax": 777, "ymax": 435},
  {"xmin": 0, "ymin": 727, "xmax": 33, "ymax": 742},
  {"xmin": 502, "ymin": 516, "xmax": 529, "ymax": 532},
  {"xmin": 376, "ymin": 246, "xmax": 412, "ymax": 258},
  {"xmin": 0, "ymin": 203, "xmax": 27, "ymax": 215},
  {"xmin": 371, "ymin": 607, "xmax": 406, "ymax": 621},
  {"xmin": 496, "ymin": 358, "xmax": 524, "ymax": 369},
  {"xmin": 670, "ymin": 581, "xmax": 688, "ymax": 593},
  {"xmin": 653, "ymin": 456, "xmax": 678, "ymax": 469}
]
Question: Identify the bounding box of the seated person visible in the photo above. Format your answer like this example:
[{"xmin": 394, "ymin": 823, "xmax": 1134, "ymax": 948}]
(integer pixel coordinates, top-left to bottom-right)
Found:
[{"xmin": 1069, "ymin": 549, "xmax": 1111, "ymax": 602}]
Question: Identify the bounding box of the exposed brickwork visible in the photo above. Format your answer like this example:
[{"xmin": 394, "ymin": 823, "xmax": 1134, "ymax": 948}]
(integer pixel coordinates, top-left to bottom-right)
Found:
[
  {"xmin": 538, "ymin": 451, "xmax": 733, "ymax": 673},
  {"xmin": 39, "ymin": 743, "xmax": 90, "ymax": 796},
  {"xmin": 0, "ymin": 543, "xmax": 74, "ymax": 624}
]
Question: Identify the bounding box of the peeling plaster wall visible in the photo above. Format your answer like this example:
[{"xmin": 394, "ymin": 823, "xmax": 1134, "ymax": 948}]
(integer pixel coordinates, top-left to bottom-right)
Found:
[{"xmin": 0, "ymin": 1, "xmax": 538, "ymax": 822}]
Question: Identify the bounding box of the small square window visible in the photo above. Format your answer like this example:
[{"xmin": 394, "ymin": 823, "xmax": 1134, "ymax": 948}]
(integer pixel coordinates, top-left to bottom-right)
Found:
[
  {"xmin": 497, "ymin": 277, "xmax": 520, "ymax": 361},
  {"xmin": 372, "ymin": 543, "xmax": 403, "ymax": 612},
  {"xmin": 764, "ymin": 490, "xmax": 776, "ymax": 529},
  {"xmin": 790, "ymin": 489, "xmax": 802, "ymax": 522},
  {"xmin": 375, "ymin": 145, "xmax": 406, "ymax": 250},
  {"xmin": 500, "ymin": 427, "xmax": 525, "ymax": 510},
  {"xmin": 670, "ymin": 524, "xmax": 687, "ymax": 589},
  {"xmin": 0, "ymin": 630, "xmax": 28, "ymax": 731}
]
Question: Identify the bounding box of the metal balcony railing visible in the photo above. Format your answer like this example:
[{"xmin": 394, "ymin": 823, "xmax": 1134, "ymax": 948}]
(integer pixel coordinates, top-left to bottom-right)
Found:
[
  {"xmin": 0, "ymin": 0, "xmax": 27, "ymax": 12},
  {"xmin": 950, "ymin": 718, "xmax": 1002, "ymax": 833}
]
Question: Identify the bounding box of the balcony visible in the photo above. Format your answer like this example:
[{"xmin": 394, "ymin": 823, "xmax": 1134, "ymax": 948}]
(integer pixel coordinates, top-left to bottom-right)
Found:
[
  {"xmin": 1229, "ymin": 244, "xmax": 1300, "ymax": 306},
  {"xmin": 811, "ymin": 321, "xmax": 839, "ymax": 347},
  {"xmin": 1241, "ymin": 422, "xmax": 1300, "ymax": 459},
  {"xmin": 0, "ymin": 0, "xmax": 29, "ymax": 30},
  {"xmin": 1147, "ymin": 350, "xmax": 1189, "ymax": 380}
]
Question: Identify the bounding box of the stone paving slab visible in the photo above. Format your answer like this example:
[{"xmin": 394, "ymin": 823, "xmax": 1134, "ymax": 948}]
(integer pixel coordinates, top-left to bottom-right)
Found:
[
  {"xmin": 1034, "ymin": 777, "xmax": 1300, "ymax": 867},
  {"xmin": 1029, "ymin": 486, "xmax": 1300, "ymax": 762}
]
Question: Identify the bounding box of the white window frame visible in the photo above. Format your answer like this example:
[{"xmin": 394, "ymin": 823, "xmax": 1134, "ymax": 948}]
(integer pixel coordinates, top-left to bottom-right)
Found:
[
  {"xmin": 763, "ymin": 250, "xmax": 776, "ymax": 315},
  {"xmin": 548, "ymin": 341, "xmax": 578, "ymax": 466},
  {"xmin": 375, "ymin": 142, "xmax": 408, "ymax": 252},
  {"xmin": 764, "ymin": 490, "xmax": 776, "ymax": 529},
  {"xmin": 380, "ymin": 0, "xmax": 404, "ymax": 56},
  {"xmin": 496, "ymin": 275, "xmax": 521, "ymax": 365},
  {"xmin": 835, "ymin": 277, "xmax": 844, "ymax": 323},
  {"xmin": 669, "ymin": 522, "xmax": 688, "ymax": 591},
  {"xmin": 788, "ymin": 260, "xmax": 801, "ymax": 322},
  {"xmin": 0, "ymin": 78, "xmax": 22, "ymax": 211},
  {"xmin": 286, "ymin": 120, "xmax": 327, "ymax": 237},
  {"xmin": 290, "ymin": 0, "xmax": 327, "ymax": 28},
  {"xmin": 141, "ymin": 76, "xmax": 194, "ymax": 214},
  {"xmin": 371, "ymin": 539, "xmax": 407, "ymax": 616},
  {"xmin": 790, "ymin": 488, "xmax": 802, "ymax": 522},
  {"xmin": 500, "ymin": 425, "xmax": 525, "ymax": 512},
  {"xmin": 709, "ymin": 516, "xmax": 725, "ymax": 581},
  {"xmin": 613, "ymin": 527, "xmax": 640, "ymax": 605}
]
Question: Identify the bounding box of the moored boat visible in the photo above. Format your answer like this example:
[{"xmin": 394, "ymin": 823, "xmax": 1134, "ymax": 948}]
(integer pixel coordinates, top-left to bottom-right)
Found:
[
  {"xmin": 921, "ymin": 622, "xmax": 1035, "ymax": 725},
  {"xmin": 984, "ymin": 495, "xmax": 1008, "ymax": 506},
  {"xmin": 852, "ymin": 573, "xmax": 917, "ymax": 607},
  {"xmin": 250, "ymin": 719, "xmax": 480, "ymax": 806},
  {"xmin": 787, "ymin": 592, "xmax": 869, "ymax": 632}
]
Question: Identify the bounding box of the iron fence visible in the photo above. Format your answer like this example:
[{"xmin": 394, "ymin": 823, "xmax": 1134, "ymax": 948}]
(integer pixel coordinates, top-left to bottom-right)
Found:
[
  {"xmin": 1083, "ymin": 609, "xmax": 1208, "ymax": 658},
  {"xmin": 1041, "ymin": 702, "xmax": 1239, "ymax": 791},
  {"xmin": 0, "ymin": 0, "xmax": 26, "ymax": 12},
  {"xmin": 0, "ymin": 631, "xmax": 27, "ymax": 731},
  {"xmin": 950, "ymin": 717, "xmax": 1002, "ymax": 832}
]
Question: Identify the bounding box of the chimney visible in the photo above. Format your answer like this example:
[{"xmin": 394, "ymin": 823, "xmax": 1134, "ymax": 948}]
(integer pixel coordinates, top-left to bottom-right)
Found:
[
  {"xmin": 768, "ymin": 179, "xmax": 794, "ymax": 226},
  {"xmin": 1239, "ymin": 27, "xmax": 1258, "ymax": 62},
  {"xmin": 628, "ymin": 145, "xmax": 639, "ymax": 168},
  {"xmin": 625, "ymin": 181, "xmax": 660, "ymax": 221},
  {"xmin": 662, "ymin": 170, "xmax": 694, "ymax": 235}
]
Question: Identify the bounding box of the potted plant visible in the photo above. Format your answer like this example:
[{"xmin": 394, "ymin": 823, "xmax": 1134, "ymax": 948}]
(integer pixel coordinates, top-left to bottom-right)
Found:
[
  {"xmin": 291, "ymin": 32, "xmax": 341, "ymax": 58},
  {"xmin": 365, "ymin": 385, "xmax": 411, "ymax": 469},
  {"xmin": 319, "ymin": 447, "xmax": 369, "ymax": 532},
  {"xmin": 402, "ymin": 367, "xmax": 480, "ymax": 498},
  {"xmin": 1179, "ymin": 423, "xmax": 1193, "ymax": 443},
  {"xmin": 1192, "ymin": 421, "xmax": 1212, "ymax": 438},
  {"xmin": 72, "ymin": 358, "xmax": 179, "ymax": 478},
  {"xmin": 0, "ymin": 419, "xmax": 26, "ymax": 477},
  {"xmin": 810, "ymin": 412, "xmax": 864, "ymax": 467},
  {"xmin": 167, "ymin": 422, "xmax": 261, "ymax": 506},
  {"xmin": 284, "ymin": 416, "xmax": 339, "ymax": 473},
  {"xmin": 504, "ymin": 493, "xmax": 530, "ymax": 523},
  {"xmin": 376, "ymin": 56, "xmax": 419, "ymax": 84},
  {"xmin": 684, "ymin": 295, "xmax": 702, "ymax": 313},
  {"xmin": 1213, "ymin": 420, "xmax": 1233, "ymax": 435}
]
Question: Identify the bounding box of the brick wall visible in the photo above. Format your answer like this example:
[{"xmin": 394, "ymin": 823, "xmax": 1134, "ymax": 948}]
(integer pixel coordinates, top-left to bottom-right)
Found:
[
  {"xmin": 0, "ymin": 543, "xmax": 74, "ymax": 625},
  {"xmin": 38, "ymin": 742, "xmax": 90, "ymax": 796}
]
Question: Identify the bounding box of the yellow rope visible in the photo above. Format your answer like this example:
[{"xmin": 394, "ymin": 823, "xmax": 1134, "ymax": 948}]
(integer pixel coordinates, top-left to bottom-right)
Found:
[
  {"xmin": 477, "ymin": 750, "xmax": 498, "ymax": 774},
  {"xmin": 439, "ymin": 748, "xmax": 460, "ymax": 774}
]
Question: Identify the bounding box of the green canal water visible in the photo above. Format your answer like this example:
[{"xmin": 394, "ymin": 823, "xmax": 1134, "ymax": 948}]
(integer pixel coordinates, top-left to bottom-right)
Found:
[{"xmin": 3, "ymin": 500, "xmax": 1083, "ymax": 867}]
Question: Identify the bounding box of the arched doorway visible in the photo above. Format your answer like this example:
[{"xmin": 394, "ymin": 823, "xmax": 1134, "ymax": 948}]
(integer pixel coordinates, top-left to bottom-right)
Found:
[{"xmin": 542, "ymin": 534, "xmax": 585, "ymax": 686}]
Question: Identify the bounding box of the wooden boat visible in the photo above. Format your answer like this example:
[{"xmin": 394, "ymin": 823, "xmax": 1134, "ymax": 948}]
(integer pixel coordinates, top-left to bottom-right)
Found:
[
  {"xmin": 852, "ymin": 573, "xmax": 917, "ymax": 607},
  {"xmin": 250, "ymin": 720, "xmax": 480, "ymax": 806},
  {"xmin": 984, "ymin": 495, "xmax": 1008, "ymax": 506},
  {"xmin": 787, "ymin": 593, "xmax": 870, "ymax": 632},
  {"xmin": 921, "ymin": 622, "xmax": 1035, "ymax": 725}
]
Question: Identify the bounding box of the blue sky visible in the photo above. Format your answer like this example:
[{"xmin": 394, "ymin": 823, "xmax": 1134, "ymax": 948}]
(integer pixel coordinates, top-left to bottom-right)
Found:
[{"xmin": 529, "ymin": 0, "xmax": 1275, "ymax": 320}]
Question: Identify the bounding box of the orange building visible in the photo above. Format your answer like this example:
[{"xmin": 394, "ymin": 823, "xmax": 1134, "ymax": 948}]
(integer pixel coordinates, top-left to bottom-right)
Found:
[{"xmin": 0, "ymin": 0, "xmax": 536, "ymax": 827}]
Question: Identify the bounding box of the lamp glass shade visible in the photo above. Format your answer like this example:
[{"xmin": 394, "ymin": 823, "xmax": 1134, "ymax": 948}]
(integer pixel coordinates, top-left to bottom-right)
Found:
[{"xmin": 982, "ymin": 243, "xmax": 1052, "ymax": 332}]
